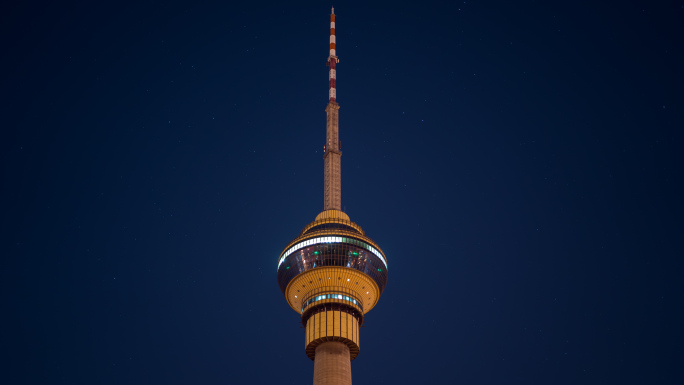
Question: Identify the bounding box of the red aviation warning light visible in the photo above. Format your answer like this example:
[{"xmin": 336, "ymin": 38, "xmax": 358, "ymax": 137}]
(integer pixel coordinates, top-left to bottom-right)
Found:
[{"xmin": 327, "ymin": 7, "xmax": 339, "ymax": 103}]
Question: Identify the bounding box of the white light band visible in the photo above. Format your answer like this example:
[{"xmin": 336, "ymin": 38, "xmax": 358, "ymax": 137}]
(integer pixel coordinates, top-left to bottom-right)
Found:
[
  {"xmin": 302, "ymin": 293, "xmax": 361, "ymax": 314},
  {"xmin": 278, "ymin": 236, "xmax": 387, "ymax": 270}
]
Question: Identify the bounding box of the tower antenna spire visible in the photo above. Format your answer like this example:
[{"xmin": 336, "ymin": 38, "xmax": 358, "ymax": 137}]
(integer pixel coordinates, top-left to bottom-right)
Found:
[{"xmin": 324, "ymin": 7, "xmax": 341, "ymax": 210}]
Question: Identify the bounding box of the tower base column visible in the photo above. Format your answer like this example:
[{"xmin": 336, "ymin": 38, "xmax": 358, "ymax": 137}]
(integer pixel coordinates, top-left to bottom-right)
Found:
[{"xmin": 313, "ymin": 342, "xmax": 352, "ymax": 385}]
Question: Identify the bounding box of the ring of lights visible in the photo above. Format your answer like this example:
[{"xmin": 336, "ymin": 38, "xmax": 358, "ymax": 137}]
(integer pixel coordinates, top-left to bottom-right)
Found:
[
  {"xmin": 300, "ymin": 291, "xmax": 364, "ymax": 314},
  {"xmin": 278, "ymin": 236, "xmax": 387, "ymax": 270}
]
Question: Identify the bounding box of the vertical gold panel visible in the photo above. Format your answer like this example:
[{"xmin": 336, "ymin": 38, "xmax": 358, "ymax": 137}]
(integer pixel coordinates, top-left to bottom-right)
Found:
[
  {"xmin": 351, "ymin": 320, "xmax": 361, "ymax": 347},
  {"xmin": 340, "ymin": 312, "xmax": 347, "ymax": 338},
  {"xmin": 326, "ymin": 311, "xmax": 334, "ymax": 336},
  {"xmin": 313, "ymin": 313, "xmax": 318, "ymax": 341},
  {"xmin": 316, "ymin": 312, "xmax": 322, "ymax": 340},
  {"xmin": 332, "ymin": 310, "xmax": 340, "ymax": 336}
]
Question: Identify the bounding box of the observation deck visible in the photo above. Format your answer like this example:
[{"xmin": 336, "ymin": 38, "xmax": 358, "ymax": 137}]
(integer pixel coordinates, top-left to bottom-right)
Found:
[{"xmin": 277, "ymin": 209, "xmax": 388, "ymax": 360}]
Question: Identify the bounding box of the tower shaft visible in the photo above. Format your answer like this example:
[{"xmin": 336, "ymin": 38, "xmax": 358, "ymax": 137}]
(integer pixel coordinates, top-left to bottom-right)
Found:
[
  {"xmin": 313, "ymin": 342, "xmax": 352, "ymax": 385},
  {"xmin": 324, "ymin": 8, "xmax": 341, "ymax": 211}
]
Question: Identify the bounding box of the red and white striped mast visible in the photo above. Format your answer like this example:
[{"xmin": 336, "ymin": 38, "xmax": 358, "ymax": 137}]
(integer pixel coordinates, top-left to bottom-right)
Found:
[
  {"xmin": 323, "ymin": 7, "xmax": 342, "ymax": 211},
  {"xmin": 327, "ymin": 7, "xmax": 338, "ymax": 102}
]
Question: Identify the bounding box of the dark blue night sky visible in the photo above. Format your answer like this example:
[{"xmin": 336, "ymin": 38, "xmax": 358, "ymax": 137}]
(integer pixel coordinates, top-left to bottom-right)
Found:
[{"xmin": 2, "ymin": 1, "xmax": 682, "ymax": 384}]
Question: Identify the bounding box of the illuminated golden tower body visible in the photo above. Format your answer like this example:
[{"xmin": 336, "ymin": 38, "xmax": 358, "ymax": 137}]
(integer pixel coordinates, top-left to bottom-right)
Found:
[{"xmin": 276, "ymin": 8, "xmax": 388, "ymax": 385}]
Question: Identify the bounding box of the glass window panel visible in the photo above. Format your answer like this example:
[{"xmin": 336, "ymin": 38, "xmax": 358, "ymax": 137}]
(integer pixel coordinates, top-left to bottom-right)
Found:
[{"xmin": 278, "ymin": 239, "xmax": 387, "ymax": 296}]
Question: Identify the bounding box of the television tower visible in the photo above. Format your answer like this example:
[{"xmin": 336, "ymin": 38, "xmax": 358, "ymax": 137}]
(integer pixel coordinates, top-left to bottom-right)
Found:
[{"xmin": 276, "ymin": 8, "xmax": 389, "ymax": 385}]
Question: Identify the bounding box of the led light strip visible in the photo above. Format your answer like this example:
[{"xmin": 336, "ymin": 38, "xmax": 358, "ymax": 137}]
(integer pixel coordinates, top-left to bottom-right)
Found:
[
  {"xmin": 301, "ymin": 293, "xmax": 362, "ymax": 314},
  {"xmin": 278, "ymin": 236, "xmax": 387, "ymax": 270}
]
